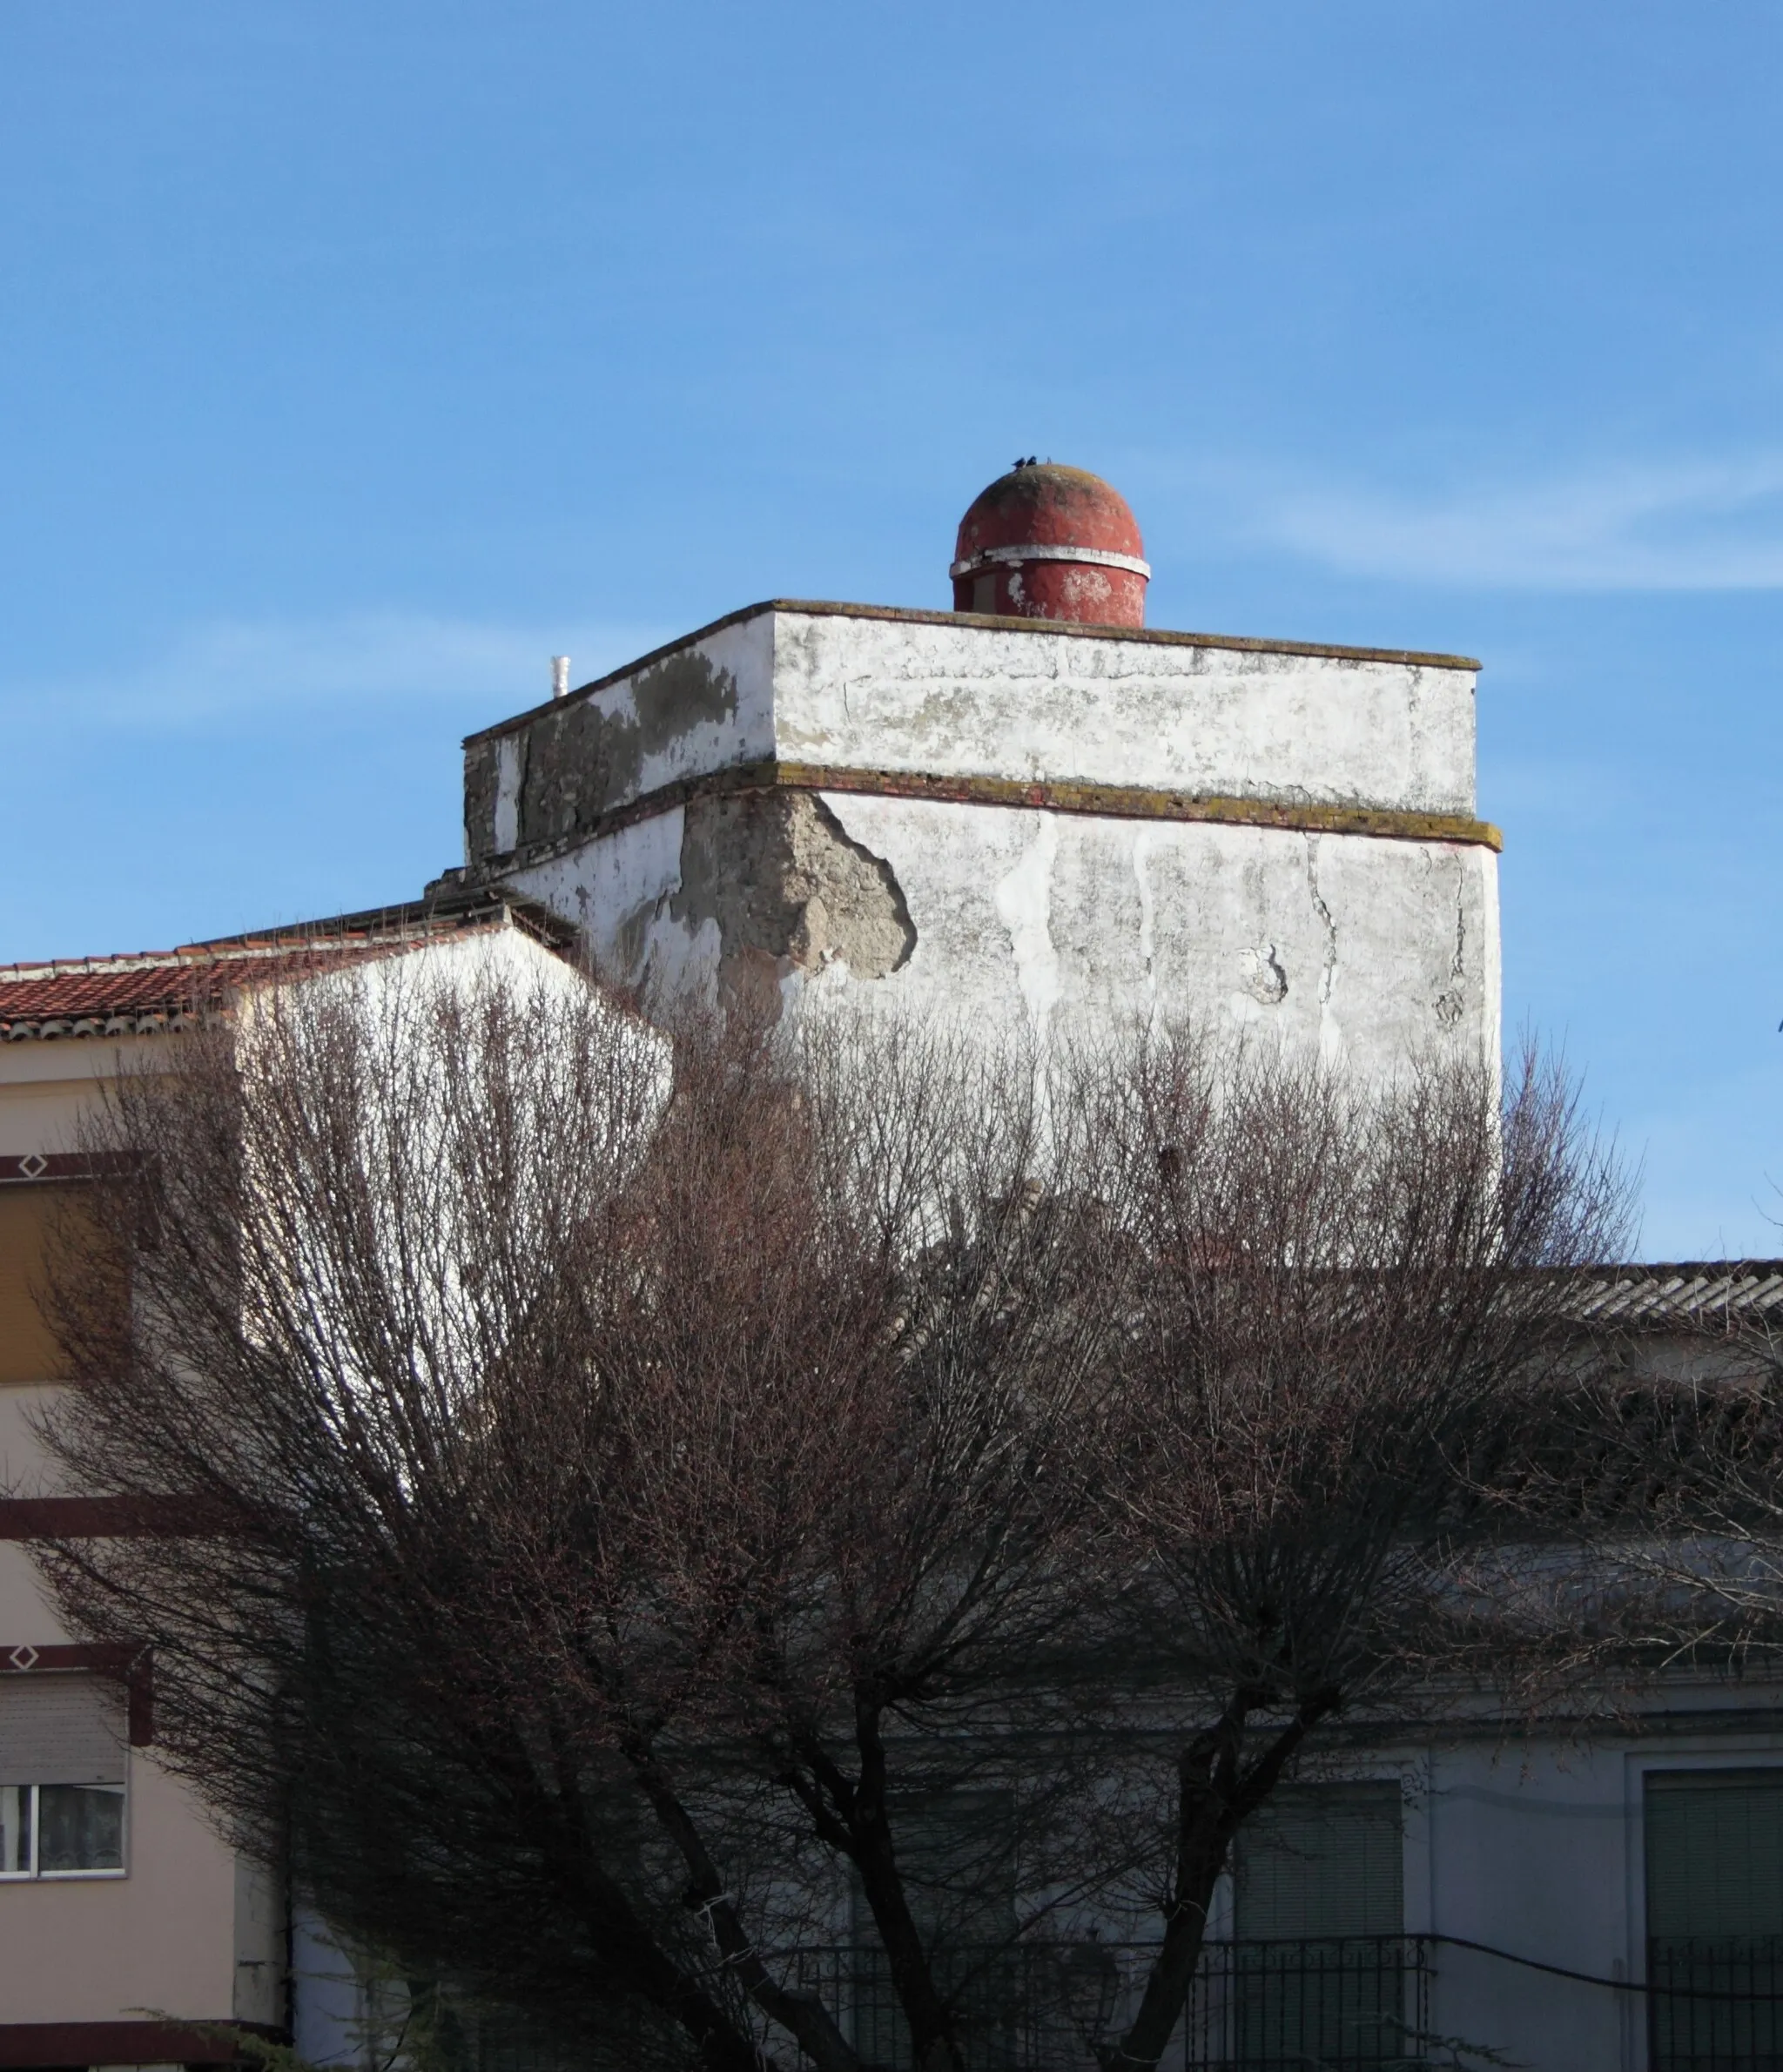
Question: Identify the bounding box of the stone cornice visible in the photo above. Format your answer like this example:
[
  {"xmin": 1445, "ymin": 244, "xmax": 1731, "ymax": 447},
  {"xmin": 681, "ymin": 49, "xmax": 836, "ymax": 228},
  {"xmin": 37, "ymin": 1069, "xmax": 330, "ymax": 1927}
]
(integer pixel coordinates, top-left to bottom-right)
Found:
[{"xmin": 476, "ymin": 757, "xmax": 1503, "ymax": 876}]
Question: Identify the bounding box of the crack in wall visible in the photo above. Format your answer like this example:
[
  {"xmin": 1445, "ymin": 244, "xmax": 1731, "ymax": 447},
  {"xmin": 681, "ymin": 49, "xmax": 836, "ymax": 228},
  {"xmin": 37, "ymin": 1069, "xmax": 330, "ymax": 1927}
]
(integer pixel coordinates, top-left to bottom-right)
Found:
[
  {"xmin": 1132, "ymin": 829, "xmax": 1160, "ymax": 1029},
  {"xmin": 994, "ymin": 816, "xmax": 1062, "ymax": 1041},
  {"xmin": 1433, "ymin": 854, "xmax": 1468, "ymax": 1028},
  {"xmin": 1302, "ymin": 833, "xmax": 1338, "ymax": 1006}
]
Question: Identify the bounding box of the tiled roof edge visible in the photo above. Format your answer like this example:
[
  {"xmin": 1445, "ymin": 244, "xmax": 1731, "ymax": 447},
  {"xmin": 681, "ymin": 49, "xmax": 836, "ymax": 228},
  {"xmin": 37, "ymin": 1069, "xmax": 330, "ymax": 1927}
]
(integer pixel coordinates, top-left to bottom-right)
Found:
[
  {"xmin": 0, "ymin": 885, "xmax": 579, "ymax": 1039},
  {"xmin": 0, "ymin": 885, "xmax": 573, "ymax": 989}
]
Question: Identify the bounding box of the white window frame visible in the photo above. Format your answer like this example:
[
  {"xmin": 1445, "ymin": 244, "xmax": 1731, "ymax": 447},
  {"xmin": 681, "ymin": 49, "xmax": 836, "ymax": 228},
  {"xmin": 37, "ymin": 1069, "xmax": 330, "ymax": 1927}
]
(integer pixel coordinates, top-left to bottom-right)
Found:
[{"xmin": 0, "ymin": 1777, "xmax": 129, "ymax": 1881}]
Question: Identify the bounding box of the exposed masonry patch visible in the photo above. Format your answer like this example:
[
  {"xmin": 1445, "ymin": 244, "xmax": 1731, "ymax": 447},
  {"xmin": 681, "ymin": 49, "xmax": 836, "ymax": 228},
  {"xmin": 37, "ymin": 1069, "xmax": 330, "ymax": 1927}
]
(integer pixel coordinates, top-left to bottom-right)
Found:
[
  {"xmin": 669, "ymin": 791, "xmax": 916, "ymax": 988},
  {"xmin": 1239, "ymin": 943, "xmax": 1288, "ymax": 1006},
  {"xmin": 466, "ymin": 650, "xmax": 740, "ymax": 858}
]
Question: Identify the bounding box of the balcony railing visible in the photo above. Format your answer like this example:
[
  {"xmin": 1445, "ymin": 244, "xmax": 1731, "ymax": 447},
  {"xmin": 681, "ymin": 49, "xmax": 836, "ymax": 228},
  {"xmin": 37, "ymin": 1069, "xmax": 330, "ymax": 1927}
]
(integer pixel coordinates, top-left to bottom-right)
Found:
[
  {"xmin": 784, "ymin": 1935, "xmax": 1433, "ymax": 2072},
  {"xmin": 1650, "ymin": 1936, "xmax": 1783, "ymax": 2072}
]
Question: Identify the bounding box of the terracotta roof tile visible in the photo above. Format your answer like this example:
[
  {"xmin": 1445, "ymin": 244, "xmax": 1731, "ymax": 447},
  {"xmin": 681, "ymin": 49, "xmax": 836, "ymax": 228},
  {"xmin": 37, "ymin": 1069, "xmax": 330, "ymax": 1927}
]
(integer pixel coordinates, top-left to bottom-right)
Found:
[{"xmin": 0, "ymin": 888, "xmax": 575, "ymax": 1039}]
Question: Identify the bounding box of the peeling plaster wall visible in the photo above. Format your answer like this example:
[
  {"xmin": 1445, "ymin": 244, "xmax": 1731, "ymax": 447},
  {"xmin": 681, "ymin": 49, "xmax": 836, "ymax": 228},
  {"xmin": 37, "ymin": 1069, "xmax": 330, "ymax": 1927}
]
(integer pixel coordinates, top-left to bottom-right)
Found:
[
  {"xmin": 504, "ymin": 795, "xmax": 1499, "ymax": 1076},
  {"xmin": 817, "ymin": 796, "xmax": 1498, "ymax": 1073},
  {"xmin": 478, "ymin": 602, "xmax": 1495, "ymax": 1073},
  {"xmin": 465, "ymin": 606, "xmax": 1480, "ymax": 878},
  {"xmin": 769, "ymin": 611, "xmax": 1477, "ymax": 815},
  {"xmin": 504, "ymin": 790, "xmax": 917, "ymax": 1009},
  {"xmin": 464, "ymin": 612, "xmax": 777, "ymax": 864}
]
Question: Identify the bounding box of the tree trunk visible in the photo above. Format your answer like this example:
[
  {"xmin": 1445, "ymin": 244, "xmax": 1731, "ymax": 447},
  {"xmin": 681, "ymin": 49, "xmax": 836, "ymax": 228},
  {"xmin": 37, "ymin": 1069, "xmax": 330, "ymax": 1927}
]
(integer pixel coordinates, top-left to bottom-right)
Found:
[{"xmin": 1106, "ymin": 1693, "xmax": 1336, "ymax": 2072}]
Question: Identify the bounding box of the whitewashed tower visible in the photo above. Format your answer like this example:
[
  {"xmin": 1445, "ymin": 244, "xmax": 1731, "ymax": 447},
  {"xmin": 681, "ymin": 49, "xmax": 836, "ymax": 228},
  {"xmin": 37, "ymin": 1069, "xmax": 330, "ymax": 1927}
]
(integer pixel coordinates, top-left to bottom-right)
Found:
[{"xmin": 456, "ymin": 464, "xmax": 1500, "ymax": 1074}]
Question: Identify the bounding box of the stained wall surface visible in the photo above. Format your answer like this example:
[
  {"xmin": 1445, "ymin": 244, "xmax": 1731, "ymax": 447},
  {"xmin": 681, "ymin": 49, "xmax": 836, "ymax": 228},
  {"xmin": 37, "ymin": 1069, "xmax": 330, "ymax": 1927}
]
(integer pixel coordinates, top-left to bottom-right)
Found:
[
  {"xmin": 465, "ymin": 604, "xmax": 1484, "ymax": 862},
  {"xmin": 508, "ymin": 793, "xmax": 1499, "ymax": 1073},
  {"xmin": 471, "ymin": 604, "xmax": 1499, "ymax": 1074}
]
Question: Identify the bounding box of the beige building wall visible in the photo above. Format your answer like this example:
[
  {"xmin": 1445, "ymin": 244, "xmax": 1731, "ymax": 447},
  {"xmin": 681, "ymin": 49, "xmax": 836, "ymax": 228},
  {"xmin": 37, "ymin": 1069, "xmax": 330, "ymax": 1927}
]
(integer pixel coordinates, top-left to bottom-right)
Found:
[{"xmin": 0, "ymin": 1036, "xmax": 284, "ymax": 2059}]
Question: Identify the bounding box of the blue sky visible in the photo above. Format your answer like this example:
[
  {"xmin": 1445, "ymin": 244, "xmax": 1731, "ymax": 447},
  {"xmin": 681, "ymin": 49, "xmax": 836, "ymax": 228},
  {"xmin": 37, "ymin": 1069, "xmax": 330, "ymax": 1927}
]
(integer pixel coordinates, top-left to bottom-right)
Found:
[{"xmin": 2, "ymin": 2, "xmax": 1779, "ymax": 1257}]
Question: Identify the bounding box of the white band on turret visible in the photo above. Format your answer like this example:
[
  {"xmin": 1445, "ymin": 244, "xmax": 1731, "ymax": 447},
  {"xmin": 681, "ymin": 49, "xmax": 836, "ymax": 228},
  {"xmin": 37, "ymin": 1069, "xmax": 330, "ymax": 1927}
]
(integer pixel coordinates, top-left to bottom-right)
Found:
[{"xmin": 950, "ymin": 543, "xmax": 1152, "ymax": 580}]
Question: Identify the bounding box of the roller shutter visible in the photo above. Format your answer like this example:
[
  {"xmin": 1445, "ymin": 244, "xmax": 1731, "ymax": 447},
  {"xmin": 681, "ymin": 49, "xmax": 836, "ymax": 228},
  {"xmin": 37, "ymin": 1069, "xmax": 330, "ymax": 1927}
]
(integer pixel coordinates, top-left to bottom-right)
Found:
[
  {"xmin": 0, "ymin": 1673, "xmax": 127, "ymax": 1785},
  {"xmin": 1236, "ymin": 1781, "xmax": 1404, "ymax": 1938},
  {"xmin": 1646, "ymin": 1769, "xmax": 1783, "ymax": 2071},
  {"xmin": 1646, "ymin": 1768, "xmax": 1783, "ymax": 1941}
]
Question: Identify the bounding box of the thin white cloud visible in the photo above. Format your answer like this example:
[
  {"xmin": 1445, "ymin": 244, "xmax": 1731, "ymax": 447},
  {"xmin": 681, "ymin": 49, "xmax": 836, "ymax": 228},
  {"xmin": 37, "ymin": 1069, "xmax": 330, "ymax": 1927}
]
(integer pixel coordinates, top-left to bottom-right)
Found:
[
  {"xmin": 0, "ymin": 610, "xmax": 672, "ymax": 729},
  {"xmin": 1244, "ymin": 454, "xmax": 1783, "ymax": 590}
]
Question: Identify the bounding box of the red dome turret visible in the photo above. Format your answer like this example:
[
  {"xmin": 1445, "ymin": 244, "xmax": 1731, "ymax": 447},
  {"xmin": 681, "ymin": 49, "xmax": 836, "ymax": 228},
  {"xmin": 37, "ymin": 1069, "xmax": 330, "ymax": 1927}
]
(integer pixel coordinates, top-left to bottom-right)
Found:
[{"xmin": 951, "ymin": 462, "xmax": 1149, "ymax": 627}]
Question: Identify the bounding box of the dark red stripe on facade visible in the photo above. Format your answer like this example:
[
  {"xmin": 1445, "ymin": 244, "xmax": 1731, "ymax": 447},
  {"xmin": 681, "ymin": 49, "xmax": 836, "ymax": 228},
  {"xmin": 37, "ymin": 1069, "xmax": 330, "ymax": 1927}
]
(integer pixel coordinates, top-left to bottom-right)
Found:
[
  {"xmin": 0, "ymin": 1496, "xmax": 205, "ymax": 1539},
  {"xmin": 0, "ymin": 2020, "xmax": 282, "ymax": 2067},
  {"xmin": 0, "ymin": 1154, "xmax": 104, "ymax": 1186}
]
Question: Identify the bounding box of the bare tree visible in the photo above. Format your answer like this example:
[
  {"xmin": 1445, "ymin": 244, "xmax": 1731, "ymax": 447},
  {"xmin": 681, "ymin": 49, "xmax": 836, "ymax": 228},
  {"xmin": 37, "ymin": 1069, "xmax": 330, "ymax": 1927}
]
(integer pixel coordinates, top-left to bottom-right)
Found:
[
  {"xmin": 25, "ymin": 968, "xmax": 1631, "ymax": 2072},
  {"xmin": 1068, "ymin": 1032, "xmax": 1632, "ymax": 2072},
  {"xmin": 30, "ymin": 967, "xmax": 1127, "ymax": 2072}
]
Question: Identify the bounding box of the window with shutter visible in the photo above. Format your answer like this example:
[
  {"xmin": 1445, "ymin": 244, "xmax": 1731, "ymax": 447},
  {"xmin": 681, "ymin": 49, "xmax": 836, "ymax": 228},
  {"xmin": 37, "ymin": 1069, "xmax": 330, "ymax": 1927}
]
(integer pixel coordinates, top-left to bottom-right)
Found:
[
  {"xmin": 1232, "ymin": 1783, "xmax": 1407, "ymax": 2069},
  {"xmin": 0, "ymin": 1672, "xmax": 127, "ymax": 1786},
  {"xmin": 1236, "ymin": 1782, "xmax": 1404, "ymax": 1941},
  {"xmin": 0, "ymin": 1181, "xmax": 126, "ymax": 1389},
  {"xmin": 0, "ymin": 1673, "xmax": 127, "ymax": 1877},
  {"xmin": 0, "ymin": 1185, "xmax": 68, "ymax": 1385},
  {"xmin": 1646, "ymin": 1769, "xmax": 1783, "ymax": 2071}
]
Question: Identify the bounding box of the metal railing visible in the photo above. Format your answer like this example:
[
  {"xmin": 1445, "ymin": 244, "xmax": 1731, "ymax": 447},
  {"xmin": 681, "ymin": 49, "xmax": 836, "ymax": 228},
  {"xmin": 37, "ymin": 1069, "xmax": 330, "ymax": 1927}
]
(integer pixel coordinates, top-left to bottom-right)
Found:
[
  {"xmin": 1650, "ymin": 1937, "xmax": 1783, "ymax": 2072},
  {"xmin": 785, "ymin": 1935, "xmax": 1433, "ymax": 2072}
]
